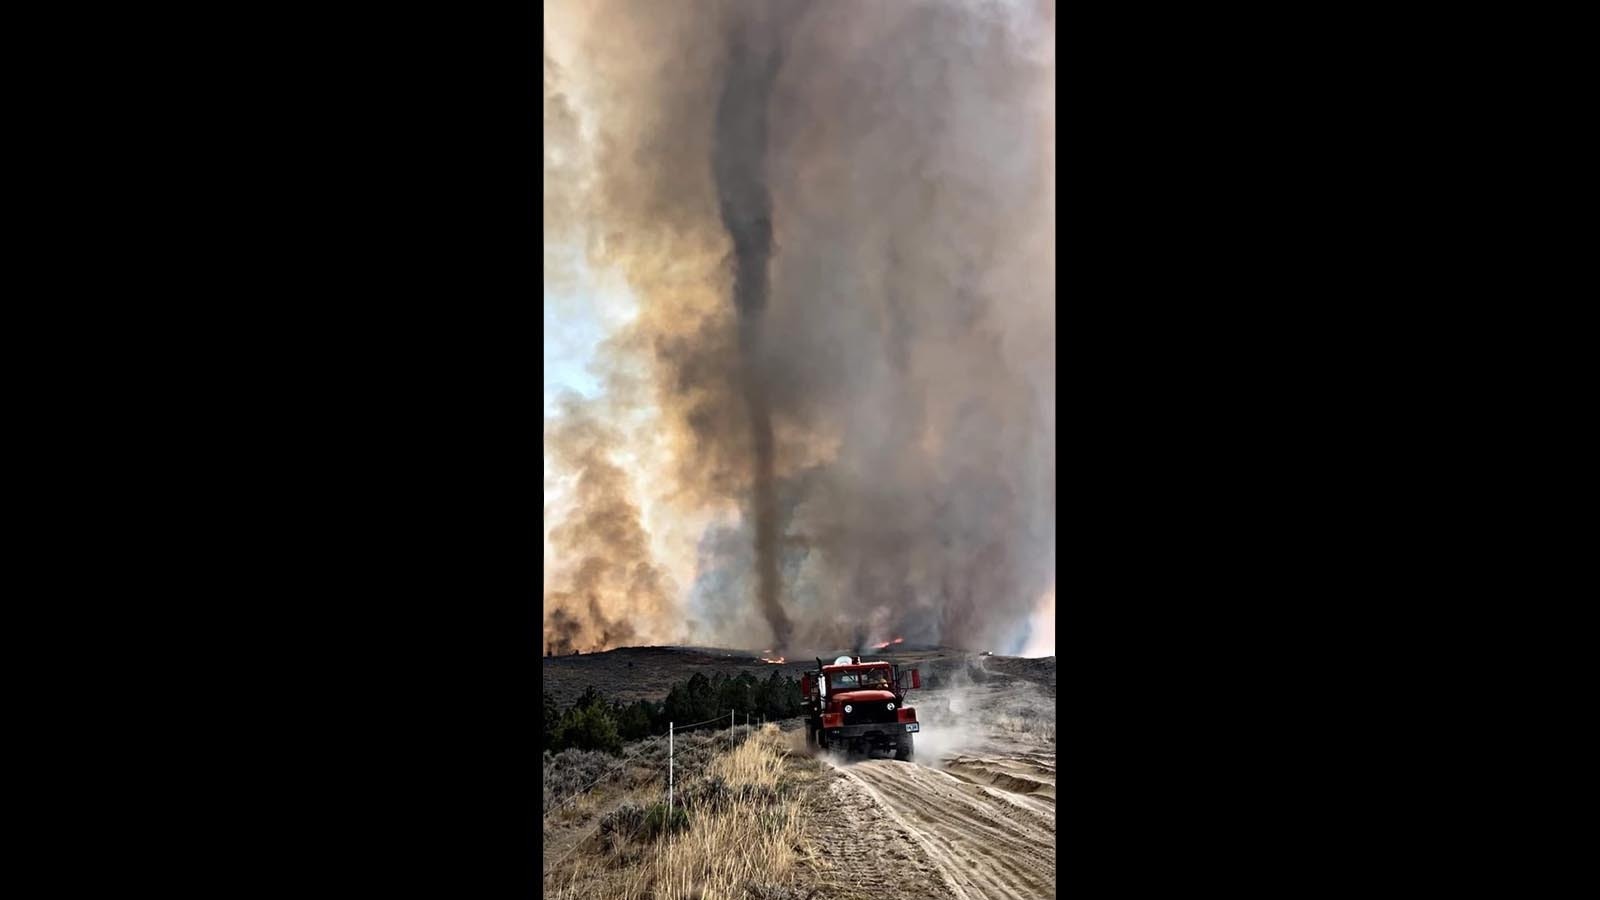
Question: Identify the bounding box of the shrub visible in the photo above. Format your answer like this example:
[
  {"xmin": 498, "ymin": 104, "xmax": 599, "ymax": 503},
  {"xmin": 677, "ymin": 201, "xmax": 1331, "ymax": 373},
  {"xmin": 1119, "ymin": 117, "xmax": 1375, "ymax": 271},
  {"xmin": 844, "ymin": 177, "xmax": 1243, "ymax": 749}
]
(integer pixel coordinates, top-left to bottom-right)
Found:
[
  {"xmin": 543, "ymin": 747, "xmax": 620, "ymax": 813},
  {"xmin": 598, "ymin": 801, "xmax": 646, "ymax": 838},
  {"xmin": 641, "ymin": 801, "xmax": 690, "ymax": 840},
  {"xmin": 544, "ymin": 692, "xmax": 561, "ymax": 742},
  {"xmin": 682, "ymin": 774, "xmax": 730, "ymax": 813},
  {"xmin": 613, "ymin": 700, "xmax": 653, "ymax": 743},
  {"xmin": 546, "ymin": 671, "xmax": 806, "ymax": 757},
  {"xmin": 559, "ymin": 703, "xmax": 622, "ymax": 755}
]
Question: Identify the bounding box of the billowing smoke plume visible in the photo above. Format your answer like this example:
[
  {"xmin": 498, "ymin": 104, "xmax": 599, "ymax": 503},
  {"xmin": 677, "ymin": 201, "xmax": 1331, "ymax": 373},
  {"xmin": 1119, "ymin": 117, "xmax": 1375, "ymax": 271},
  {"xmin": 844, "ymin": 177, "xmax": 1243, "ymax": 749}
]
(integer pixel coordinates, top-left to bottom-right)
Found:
[
  {"xmin": 712, "ymin": 5, "xmax": 797, "ymax": 651},
  {"xmin": 543, "ymin": 396, "xmax": 676, "ymax": 654},
  {"xmin": 544, "ymin": 0, "xmax": 1054, "ymax": 655}
]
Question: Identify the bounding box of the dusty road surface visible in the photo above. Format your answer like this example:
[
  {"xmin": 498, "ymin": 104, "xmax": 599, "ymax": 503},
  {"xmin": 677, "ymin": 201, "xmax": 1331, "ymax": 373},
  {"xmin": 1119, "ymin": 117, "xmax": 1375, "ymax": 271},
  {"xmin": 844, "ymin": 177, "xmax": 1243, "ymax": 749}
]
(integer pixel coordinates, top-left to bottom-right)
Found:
[{"xmin": 804, "ymin": 679, "xmax": 1057, "ymax": 900}]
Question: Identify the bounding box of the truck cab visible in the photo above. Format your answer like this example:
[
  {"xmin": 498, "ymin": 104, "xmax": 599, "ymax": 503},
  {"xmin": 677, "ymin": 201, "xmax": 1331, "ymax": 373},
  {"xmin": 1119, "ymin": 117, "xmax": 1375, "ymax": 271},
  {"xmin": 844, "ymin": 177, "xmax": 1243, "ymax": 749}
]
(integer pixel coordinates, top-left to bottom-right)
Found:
[{"xmin": 802, "ymin": 656, "xmax": 920, "ymax": 761}]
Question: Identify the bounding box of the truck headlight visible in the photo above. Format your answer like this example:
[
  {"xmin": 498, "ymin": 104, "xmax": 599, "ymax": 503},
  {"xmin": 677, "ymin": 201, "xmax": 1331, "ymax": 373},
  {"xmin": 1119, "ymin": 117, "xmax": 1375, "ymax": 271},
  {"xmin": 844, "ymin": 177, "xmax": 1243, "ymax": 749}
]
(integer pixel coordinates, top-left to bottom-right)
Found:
[
  {"xmin": 844, "ymin": 704, "xmax": 853, "ymax": 713},
  {"xmin": 886, "ymin": 702, "xmax": 895, "ymax": 710}
]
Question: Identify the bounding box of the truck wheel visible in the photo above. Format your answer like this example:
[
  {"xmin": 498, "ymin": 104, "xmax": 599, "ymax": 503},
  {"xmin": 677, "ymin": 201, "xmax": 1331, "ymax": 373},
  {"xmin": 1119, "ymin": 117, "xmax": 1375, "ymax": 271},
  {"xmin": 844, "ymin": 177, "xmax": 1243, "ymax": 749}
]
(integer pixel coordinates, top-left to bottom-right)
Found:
[
  {"xmin": 896, "ymin": 735, "xmax": 915, "ymax": 763},
  {"xmin": 805, "ymin": 726, "xmax": 817, "ymax": 750}
]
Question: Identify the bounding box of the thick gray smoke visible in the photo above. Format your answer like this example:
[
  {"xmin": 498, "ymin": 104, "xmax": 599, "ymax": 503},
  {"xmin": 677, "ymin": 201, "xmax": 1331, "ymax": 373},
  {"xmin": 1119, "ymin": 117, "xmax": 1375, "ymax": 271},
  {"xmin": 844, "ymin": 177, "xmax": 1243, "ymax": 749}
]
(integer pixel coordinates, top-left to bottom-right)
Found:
[
  {"xmin": 713, "ymin": 5, "xmax": 795, "ymax": 651},
  {"xmin": 544, "ymin": 0, "xmax": 1054, "ymax": 656}
]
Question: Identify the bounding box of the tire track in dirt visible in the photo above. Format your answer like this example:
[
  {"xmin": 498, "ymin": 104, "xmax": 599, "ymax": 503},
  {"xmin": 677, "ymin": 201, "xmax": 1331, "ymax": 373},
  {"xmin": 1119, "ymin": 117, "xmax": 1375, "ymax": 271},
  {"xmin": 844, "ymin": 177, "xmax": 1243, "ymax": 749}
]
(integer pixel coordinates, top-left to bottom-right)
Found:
[
  {"xmin": 801, "ymin": 764, "xmax": 959, "ymax": 900},
  {"xmin": 941, "ymin": 756, "xmax": 1056, "ymax": 821},
  {"xmin": 841, "ymin": 759, "xmax": 1055, "ymax": 900},
  {"xmin": 796, "ymin": 677, "xmax": 1057, "ymax": 899}
]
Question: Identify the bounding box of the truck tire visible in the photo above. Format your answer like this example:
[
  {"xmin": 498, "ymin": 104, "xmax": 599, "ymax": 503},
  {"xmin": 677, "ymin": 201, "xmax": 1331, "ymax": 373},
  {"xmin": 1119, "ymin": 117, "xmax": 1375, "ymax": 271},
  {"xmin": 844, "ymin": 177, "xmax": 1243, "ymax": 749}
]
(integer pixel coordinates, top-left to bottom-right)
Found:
[
  {"xmin": 896, "ymin": 735, "xmax": 915, "ymax": 763},
  {"xmin": 805, "ymin": 725, "xmax": 817, "ymax": 751}
]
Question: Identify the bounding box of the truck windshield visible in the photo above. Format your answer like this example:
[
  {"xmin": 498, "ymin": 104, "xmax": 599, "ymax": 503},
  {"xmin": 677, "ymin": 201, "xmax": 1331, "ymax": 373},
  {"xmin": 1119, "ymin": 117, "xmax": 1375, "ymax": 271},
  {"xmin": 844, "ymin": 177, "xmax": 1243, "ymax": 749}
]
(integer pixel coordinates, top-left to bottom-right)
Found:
[{"xmin": 828, "ymin": 669, "xmax": 892, "ymax": 690}]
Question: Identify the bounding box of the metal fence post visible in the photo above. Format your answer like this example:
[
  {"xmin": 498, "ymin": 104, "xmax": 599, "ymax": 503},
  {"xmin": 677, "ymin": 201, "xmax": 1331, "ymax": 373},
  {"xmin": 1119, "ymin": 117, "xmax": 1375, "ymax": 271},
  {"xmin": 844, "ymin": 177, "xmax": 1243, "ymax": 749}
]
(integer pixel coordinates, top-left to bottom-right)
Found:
[{"xmin": 668, "ymin": 721, "xmax": 673, "ymax": 819}]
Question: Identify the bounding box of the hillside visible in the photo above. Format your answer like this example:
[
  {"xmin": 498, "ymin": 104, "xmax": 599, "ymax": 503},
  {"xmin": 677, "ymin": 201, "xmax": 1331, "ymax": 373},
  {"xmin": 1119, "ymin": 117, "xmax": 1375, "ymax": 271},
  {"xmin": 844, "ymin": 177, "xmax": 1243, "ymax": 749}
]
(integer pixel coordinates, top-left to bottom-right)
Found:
[{"xmin": 541, "ymin": 644, "xmax": 1055, "ymax": 707}]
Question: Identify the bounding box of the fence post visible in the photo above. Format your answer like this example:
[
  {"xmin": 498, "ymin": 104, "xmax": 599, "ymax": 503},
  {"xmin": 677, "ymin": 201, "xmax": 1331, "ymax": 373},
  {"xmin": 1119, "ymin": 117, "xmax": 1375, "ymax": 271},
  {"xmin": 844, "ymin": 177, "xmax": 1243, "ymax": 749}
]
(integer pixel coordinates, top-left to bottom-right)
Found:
[
  {"xmin": 730, "ymin": 709, "xmax": 734, "ymax": 749},
  {"xmin": 668, "ymin": 721, "xmax": 673, "ymax": 820}
]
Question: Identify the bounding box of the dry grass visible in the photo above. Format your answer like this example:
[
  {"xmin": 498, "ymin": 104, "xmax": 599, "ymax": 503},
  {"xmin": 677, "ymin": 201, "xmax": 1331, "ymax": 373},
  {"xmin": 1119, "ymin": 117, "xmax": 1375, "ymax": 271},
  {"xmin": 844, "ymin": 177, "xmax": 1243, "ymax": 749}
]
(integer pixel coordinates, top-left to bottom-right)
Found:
[
  {"xmin": 543, "ymin": 724, "xmax": 812, "ymax": 900},
  {"xmin": 640, "ymin": 727, "xmax": 809, "ymax": 900}
]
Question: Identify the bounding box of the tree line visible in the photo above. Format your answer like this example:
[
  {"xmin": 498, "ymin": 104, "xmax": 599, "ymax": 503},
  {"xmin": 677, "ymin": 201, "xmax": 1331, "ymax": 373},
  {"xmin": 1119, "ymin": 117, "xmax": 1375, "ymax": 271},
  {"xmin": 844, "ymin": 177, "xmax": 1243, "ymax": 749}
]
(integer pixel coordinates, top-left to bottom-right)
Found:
[{"xmin": 543, "ymin": 669, "xmax": 807, "ymax": 755}]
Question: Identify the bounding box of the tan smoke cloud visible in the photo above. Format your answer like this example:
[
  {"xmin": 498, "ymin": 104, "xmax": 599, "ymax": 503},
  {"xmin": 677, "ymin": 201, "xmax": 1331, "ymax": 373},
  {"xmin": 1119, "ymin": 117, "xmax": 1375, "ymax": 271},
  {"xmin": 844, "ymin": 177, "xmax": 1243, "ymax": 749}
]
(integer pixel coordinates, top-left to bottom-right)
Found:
[
  {"xmin": 545, "ymin": 0, "xmax": 1054, "ymax": 655},
  {"xmin": 543, "ymin": 396, "xmax": 681, "ymax": 653}
]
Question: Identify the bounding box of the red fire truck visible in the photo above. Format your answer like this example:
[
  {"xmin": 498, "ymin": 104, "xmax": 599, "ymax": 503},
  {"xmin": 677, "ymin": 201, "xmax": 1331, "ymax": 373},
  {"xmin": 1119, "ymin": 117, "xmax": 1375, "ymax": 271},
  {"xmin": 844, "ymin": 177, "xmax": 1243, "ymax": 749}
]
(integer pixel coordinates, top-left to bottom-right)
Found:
[{"xmin": 801, "ymin": 655, "xmax": 921, "ymax": 761}]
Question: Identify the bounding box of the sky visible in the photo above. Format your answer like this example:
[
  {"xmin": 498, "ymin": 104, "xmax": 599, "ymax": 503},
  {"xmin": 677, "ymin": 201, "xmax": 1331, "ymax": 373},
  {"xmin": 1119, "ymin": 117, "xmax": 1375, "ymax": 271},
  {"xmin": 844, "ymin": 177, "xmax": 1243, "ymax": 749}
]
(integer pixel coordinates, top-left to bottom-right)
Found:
[{"xmin": 543, "ymin": 243, "xmax": 631, "ymax": 415}]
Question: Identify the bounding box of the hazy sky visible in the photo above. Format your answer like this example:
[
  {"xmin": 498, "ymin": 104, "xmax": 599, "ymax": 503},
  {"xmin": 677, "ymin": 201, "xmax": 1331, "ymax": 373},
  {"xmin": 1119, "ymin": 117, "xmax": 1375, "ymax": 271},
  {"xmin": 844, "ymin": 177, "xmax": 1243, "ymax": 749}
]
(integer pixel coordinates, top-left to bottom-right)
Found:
[{"xmin": 543, "ymin": 244, "xmax": 621, "ymax": 414}]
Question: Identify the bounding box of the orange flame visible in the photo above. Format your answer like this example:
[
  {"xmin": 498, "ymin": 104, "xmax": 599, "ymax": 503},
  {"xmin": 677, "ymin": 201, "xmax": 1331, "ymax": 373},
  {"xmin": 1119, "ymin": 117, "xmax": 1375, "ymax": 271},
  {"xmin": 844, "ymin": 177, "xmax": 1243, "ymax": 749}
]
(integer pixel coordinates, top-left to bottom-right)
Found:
[
  {"xmin": 760, "ymin": 656, "xmax": 786, "ymax": 664},
  {"xmin": 871, "ymin": 636, "xmax": 906, "ymax": 650}
]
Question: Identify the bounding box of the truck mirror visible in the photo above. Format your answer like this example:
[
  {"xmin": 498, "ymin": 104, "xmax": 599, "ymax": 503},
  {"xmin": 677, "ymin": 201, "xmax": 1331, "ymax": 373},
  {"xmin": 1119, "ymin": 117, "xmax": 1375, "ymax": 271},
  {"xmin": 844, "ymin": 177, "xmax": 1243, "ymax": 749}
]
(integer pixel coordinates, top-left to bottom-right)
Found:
[
  {"xmin": 800, "ymin": 674, "xmax": 812, "ymax": 696},
  {"xmin": 911, "ymin": 669, "xmax": 921, "ymax": 689}
]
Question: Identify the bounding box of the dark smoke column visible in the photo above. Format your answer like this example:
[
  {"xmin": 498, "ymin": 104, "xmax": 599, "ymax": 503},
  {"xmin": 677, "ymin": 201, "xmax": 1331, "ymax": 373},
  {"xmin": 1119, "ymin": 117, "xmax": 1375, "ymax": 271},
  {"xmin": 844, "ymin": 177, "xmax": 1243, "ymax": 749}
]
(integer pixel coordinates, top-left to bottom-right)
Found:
[{"xmin": 713, "ymin": 9, "xmax": 792, "ymax": 651}]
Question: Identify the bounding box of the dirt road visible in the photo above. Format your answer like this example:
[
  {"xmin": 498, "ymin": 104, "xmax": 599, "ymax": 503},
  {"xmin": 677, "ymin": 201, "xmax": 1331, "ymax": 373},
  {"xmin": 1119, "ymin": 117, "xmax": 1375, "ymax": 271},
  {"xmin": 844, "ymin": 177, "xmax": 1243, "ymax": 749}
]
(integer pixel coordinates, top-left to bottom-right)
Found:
[{"xmin": 805, "ymin": 680, "xmax": 1057, "ymax": 900}]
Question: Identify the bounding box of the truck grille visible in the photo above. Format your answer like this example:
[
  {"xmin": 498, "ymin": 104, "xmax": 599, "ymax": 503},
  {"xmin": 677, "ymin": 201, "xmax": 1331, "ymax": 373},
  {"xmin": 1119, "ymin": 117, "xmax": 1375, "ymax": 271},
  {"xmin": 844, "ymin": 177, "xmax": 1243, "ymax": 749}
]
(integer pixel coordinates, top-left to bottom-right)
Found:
[{"xmin": 845, "ymin": 702, "xmax": 899, "ymax": 725}]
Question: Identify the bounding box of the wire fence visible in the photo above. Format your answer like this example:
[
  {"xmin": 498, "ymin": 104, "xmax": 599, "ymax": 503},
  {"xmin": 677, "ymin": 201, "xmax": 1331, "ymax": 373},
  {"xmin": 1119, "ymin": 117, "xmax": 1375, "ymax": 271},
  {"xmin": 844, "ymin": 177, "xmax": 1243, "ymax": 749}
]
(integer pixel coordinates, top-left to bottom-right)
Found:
[
  {"xmin": 542, "ymin": 733, "xmax": 667, "ymax": 817},
  {"xmin": 542, "ymin": 711, "xmax": 771, "ymax": 882},
  {"xmin": 652, "ymin": 709, "xmax": 776, "ymax": 735},
  {"xmin": 543, "ymin": 711, "xmax": 763, "ymax": 820},
  {"xmin": 663, "ymin": 714, "xmax": 729, "ymax": 733},
  {"xmin": 543, "ymin": 756, "xmax": 667, "ymax": 880}
]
